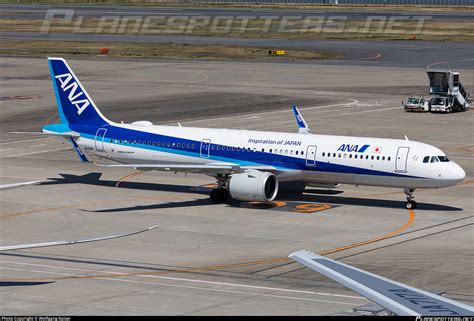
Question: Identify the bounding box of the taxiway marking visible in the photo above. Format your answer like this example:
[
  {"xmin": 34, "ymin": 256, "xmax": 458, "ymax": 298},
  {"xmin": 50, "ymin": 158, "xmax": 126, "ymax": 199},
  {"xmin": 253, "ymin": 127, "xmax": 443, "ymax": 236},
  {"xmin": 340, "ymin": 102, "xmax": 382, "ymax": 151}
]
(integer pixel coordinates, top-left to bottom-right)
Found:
[
  {"xmin": 0, "ymin": 266, "xmax": 359, "ymax": 306},
  {"xmin": 0, "ymin": 210, "xmax": 415, "ymax": 282},
  {"xmin": 0, "ymin": 180, "xmax": 44, "ymax": 190},
  {"xmin": 0, "ymin": 259, "xmax": 364, "ymax": 300},
  {"xmin": 0, "ymin": 137, "xmax": 51, "ymax": 145},
  {"xmin": 0, "ymin": 147, "xmax": 72, "ymax": 158}
]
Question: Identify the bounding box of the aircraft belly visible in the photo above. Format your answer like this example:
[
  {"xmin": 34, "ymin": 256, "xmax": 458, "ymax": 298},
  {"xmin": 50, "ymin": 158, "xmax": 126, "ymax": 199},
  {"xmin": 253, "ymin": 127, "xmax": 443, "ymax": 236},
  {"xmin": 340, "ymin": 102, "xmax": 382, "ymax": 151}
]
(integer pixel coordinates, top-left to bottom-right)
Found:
[{"xmin": 301, "ymin": 170, "xmax": 433, "ymax": 188}]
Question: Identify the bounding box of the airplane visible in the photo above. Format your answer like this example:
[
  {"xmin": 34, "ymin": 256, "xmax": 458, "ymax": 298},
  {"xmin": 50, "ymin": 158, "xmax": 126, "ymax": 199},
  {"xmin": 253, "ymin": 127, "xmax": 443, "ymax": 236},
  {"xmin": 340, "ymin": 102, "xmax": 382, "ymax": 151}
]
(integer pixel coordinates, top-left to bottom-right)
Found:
[
  {"xmin": 17, "ymin": 57, "xmax": 466, "ymax": 209},
  {"xmin": 289, "ymin": 250, "xmax": 474, "ymax": 316}
]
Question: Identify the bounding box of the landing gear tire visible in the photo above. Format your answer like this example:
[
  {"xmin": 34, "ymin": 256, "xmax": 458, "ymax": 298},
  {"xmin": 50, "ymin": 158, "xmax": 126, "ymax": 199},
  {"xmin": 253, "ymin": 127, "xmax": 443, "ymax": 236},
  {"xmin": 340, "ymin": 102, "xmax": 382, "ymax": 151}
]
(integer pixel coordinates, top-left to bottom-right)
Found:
[
  {"xmin": 403, "ymin": 188, "xmax": 416, "ymax": 210},
  {"xmin": 210, "ymin": 188, "xmax": 229, "ymax": 203},
  {"xmin": 405, "ymin": 201, "xmax": 417, "ymax": 210}
]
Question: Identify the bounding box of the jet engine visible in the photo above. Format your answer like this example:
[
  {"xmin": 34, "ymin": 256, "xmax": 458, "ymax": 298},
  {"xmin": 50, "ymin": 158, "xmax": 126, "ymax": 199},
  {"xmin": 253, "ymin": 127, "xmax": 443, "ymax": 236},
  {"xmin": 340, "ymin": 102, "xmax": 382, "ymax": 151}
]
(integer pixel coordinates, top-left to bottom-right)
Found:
[{"xmin": 228, "ymin": 171, "xmax": 278, "ymax": 202}]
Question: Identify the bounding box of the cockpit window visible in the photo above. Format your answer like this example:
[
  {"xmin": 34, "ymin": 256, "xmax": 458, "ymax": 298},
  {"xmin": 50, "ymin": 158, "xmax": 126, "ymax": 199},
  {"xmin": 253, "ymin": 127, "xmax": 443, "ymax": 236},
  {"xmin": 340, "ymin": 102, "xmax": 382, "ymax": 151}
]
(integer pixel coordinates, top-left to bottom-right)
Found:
[
  {"xmin": 424, "ymin": 156, "xmax": 449, "ymax": 163},
  {"xmin": 438, "ymin": 156, "xmax": 449, "ymax": 162}
]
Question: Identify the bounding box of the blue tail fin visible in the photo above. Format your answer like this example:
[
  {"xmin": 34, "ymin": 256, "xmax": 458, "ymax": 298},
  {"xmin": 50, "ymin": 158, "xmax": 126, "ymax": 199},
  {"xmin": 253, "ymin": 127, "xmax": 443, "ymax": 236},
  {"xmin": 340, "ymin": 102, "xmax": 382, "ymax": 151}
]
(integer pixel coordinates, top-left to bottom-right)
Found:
[{"xmin": 48, "ymin": 57, "xmax": 110, "ymax": 125}]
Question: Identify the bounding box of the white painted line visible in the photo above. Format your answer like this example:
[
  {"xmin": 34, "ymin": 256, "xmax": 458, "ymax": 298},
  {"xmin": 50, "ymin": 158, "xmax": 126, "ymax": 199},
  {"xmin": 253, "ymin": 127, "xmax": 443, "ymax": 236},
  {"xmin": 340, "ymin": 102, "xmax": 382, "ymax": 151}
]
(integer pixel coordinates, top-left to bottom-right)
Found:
[
  {"xmin": 0, "ymin": 147, "xmax": 72, "ymax": 158},
  {"xmin": 0, "ymin": 137, "xmax": 51, "ymax": 145},
  {"xmin": 0, "ymin": 148, "xmax": 14, "ymax": 152},
  {"xmin": 318, "ymin": 106, "xmax": 401, "ymax": 118},
  {"xmin": 28, "ymin": 144, "xmax": 47, "ymax": 148},
  {"xmin": 0, "ymin": 180, "xmax": 44, "ymax": 190},
  {"xmin": 0, "ymin": 266, "xmax": 357, "ymax": 306},
  {"xmin": 178, "ymin": 99, "xmax": 359, "ymax": 125},
  {"xmin": 0, "ymin": 260, "xmax": 364, "ymax": 300}
]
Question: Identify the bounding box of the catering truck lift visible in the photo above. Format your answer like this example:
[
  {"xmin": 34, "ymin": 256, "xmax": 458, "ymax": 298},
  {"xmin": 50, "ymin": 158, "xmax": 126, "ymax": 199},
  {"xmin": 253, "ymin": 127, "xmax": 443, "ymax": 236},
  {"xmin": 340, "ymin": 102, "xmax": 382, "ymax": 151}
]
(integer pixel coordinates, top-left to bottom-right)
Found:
[{"xmin": 427, "ymin": 70, "xmax": 470, "ymax": 113}]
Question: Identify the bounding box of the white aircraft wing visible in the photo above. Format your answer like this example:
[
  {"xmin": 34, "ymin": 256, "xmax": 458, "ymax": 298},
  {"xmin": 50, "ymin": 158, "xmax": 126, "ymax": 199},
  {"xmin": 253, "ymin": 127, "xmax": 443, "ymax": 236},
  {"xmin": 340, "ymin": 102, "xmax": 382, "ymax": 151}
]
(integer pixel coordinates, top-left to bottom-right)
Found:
[
  {"xmin": 94, "ymin": 163, "xmax": 276, "ymax": 174},
  {"xmin": 0, "ymin": 226, "xmax": 157, "ymax": 251},
  {"xmin": 289, "ymin": 250, "xmax": 474, "ymax": 316}
]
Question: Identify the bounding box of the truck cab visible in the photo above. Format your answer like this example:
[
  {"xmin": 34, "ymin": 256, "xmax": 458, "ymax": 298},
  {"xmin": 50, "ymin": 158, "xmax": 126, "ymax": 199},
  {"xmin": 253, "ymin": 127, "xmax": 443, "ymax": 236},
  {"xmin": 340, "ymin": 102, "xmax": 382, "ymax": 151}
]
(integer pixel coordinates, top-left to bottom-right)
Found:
[{"xmin": 403, "ymin": 96, "xmax": 430, "ymax": 112}]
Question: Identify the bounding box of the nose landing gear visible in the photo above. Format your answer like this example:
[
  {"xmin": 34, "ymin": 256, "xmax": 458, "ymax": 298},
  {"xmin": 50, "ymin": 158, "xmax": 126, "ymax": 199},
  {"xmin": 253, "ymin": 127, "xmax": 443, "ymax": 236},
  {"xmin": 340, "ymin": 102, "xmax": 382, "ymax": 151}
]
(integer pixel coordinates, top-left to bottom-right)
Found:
[{"xmin": 404, "ymin": 188, "xmax": 417, "ymax": 209}]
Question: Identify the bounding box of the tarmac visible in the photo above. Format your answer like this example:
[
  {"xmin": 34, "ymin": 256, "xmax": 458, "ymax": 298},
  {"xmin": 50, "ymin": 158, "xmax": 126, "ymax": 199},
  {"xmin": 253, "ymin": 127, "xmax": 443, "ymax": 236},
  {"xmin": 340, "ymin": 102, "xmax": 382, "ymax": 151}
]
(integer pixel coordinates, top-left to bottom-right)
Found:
[{"xmin": 0, "ymin": 56, "xmax": 473, "ymax": 315}]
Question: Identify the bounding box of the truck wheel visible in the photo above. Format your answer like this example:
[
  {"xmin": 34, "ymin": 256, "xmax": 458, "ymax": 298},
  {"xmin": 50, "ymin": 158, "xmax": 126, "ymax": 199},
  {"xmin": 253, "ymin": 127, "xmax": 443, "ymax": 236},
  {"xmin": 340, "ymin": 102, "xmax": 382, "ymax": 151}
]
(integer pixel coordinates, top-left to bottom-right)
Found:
[{"xmin": 446, "ymin": 107, "xmax": 452, "ymax": 113}]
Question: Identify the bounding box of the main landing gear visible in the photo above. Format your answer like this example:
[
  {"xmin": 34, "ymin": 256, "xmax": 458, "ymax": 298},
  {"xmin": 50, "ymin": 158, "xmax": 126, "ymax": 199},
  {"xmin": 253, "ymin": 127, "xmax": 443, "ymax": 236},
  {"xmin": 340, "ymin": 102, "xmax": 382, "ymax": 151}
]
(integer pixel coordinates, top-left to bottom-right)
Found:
[
  {"xmin": 404, "ymin": 188, "xmax": 417, "ymax": 209},
  {"xmin": 210, "ymin": 188, "xmax": 229, "ymax": 203},
  {"xmin": 210, "ymin": 176, "xmax": 230, "ymax": 203}
]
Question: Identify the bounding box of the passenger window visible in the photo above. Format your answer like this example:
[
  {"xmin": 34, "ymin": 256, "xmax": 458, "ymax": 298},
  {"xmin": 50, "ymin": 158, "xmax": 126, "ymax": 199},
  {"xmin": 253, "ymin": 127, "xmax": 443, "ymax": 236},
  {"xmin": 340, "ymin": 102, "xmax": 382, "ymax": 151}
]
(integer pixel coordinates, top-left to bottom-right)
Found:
[
  {"xmin": 172, "ymin": 143, "xmax": 176, "ymax": 147},
  {"xmin": 192, "ymin": 144, "xmax": 195, "ymax": 149},
  {"xmin": 365, "ymin": 155, "xmax": 369, "ymax": 159},
  {"xmin": 301, "ymin": 151, "xmax": 304, "ymax": 156},
  {"xmin": 338, "ymin": 153, "xmax": 341, "ymax": 158},
  {"xmin": 157, "ymin": 142, "xmax": 161, "ymax": 146},
  {"xmin": 371, "ymin": 155, "xmax": 374, "ymax": 160},
  {"xmin": 333, "ymin": 153, "xmax": 336, "ymax": 157},
  {"xmin": 211, "ymin": 145, "xmax": 215, "ymax": 150},
  {"xmin": 388, "ymin": 156, "xmax": 391, "ymax": 161},
  {"xmin": 322, "ymin": 152, "xmax": 325, "ymax": 157},
  {"xmin": 354, "ymin": 154, "xmax": 357, "ymax": 159},
  {"xmin": 377, "ymin": 156, "xmax": 380, "ymax": 160},
  {"xmin": 349, "ymin": 154, "xmax": 352, "ymax": 158},
  {"xmin": 134, "ymin": 140, "xmax": 137, "ymax": 144},
  {"xmin": 382, "ymin": 156, "xmax": 385, "ymax": 161},
  {"xmin": 290, "ymin": 150, "xmax": 293, "ymax": 155},
  {"xmin": 167, "ymin": 142, "xmax": 171, "ymax": 147},
  {"xmin": 177, "ymin": 143, "xmax": 180, "ymax": 148},
  {"xmin": 186, "ymin": 143, "xmax": 190, "ymax": 148}
]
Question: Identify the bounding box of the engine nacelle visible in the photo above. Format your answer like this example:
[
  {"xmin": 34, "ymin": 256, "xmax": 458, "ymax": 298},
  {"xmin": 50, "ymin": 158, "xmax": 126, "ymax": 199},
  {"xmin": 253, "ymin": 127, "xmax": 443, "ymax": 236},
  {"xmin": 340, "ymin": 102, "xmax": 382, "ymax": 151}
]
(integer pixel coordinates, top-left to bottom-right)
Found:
[
  {"xmin": 307, "ymin": 182, "xmax": 341, "ymax": 189},
  {"xmin": 228, "ymin": 171, "xmax": 278, "ymax": 202}
]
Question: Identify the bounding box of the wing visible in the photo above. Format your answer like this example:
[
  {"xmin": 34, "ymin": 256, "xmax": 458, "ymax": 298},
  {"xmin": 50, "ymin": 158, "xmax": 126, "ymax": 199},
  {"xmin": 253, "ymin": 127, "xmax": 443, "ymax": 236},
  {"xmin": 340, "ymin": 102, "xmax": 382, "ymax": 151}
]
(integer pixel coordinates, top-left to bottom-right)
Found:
[
  {"xmin": 289, "ymin": 250, "xmax": 474, "ymax": 316},
  {"xmin": 0, "ymin": 226, "xmax": 157, "ymax": 251},
  {"xmin": 292, "ymin": 105, "xmax": 312, "ymax": 134},
  {"xmin": 94, "ymin": 162, "xmax": 276, "ymax": 175}
]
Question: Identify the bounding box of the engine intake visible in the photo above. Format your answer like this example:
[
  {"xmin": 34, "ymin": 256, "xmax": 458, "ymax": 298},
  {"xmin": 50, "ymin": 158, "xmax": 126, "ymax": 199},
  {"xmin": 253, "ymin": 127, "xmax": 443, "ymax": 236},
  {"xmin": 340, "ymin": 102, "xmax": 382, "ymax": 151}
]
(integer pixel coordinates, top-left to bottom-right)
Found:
[{"xmin": 228, "ymin": 171, "xmax": 278, "ymax": 202}]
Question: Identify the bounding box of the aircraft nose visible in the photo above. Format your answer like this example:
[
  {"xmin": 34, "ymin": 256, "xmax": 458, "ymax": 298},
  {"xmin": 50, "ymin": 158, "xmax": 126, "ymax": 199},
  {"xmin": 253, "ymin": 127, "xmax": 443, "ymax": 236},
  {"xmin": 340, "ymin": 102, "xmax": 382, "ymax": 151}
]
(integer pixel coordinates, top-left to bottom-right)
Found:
[{"xmin": 450, "ymin": 162, "xmax": 466, "ymax": 183}]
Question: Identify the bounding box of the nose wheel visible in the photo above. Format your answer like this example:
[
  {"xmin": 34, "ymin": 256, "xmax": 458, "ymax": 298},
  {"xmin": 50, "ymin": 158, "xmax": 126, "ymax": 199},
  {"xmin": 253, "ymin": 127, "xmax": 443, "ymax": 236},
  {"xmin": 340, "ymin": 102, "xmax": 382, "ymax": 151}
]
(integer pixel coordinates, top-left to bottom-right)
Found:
[{"xmin": 404, "ymin": 188, "xmax": 417, "ymax": 209}]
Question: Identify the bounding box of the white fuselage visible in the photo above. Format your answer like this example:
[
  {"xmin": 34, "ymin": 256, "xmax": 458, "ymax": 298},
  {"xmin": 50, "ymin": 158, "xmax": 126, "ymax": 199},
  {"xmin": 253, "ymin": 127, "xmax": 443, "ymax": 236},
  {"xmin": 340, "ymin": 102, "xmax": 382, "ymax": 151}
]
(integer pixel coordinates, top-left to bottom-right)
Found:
[{"xmin": 75, "ymin": 123, "xmax": 466, "ymax": 189}]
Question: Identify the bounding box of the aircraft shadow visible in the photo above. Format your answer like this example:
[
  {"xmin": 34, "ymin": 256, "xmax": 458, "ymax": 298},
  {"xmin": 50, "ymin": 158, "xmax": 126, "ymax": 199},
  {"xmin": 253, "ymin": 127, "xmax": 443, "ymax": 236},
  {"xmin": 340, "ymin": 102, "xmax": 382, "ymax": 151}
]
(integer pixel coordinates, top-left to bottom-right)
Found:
[
  {"xmin": 42, "ymin": 173, "xmax": 462, "ymax": 212},
  {"xmin": 82, "ymin": 198, "xmax": 214, "ymax": 213},
  {"xmin": 292, "ymin": 193, "xmax": 462, "ymax": 211},
  {"xmin": 40, "ymin": 173, "xmax": 210, "ymax": 195}
]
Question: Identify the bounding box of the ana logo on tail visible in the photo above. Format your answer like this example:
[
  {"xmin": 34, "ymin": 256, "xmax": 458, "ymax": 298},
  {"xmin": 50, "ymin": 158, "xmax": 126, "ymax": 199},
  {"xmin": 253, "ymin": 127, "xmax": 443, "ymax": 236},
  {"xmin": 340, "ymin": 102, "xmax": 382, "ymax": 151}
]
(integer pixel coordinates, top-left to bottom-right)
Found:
[{"xmin": 55, "ymin": 73, "xmax": 90, "ymax": 115}]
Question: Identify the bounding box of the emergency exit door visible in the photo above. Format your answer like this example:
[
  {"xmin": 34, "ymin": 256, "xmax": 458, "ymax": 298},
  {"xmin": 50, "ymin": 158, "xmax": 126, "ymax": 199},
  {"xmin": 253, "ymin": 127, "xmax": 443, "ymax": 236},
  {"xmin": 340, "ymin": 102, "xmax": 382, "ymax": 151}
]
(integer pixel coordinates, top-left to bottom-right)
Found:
[{"xmin": 305, "ymin": 145, "xmax": 317, "ymax": 166}]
